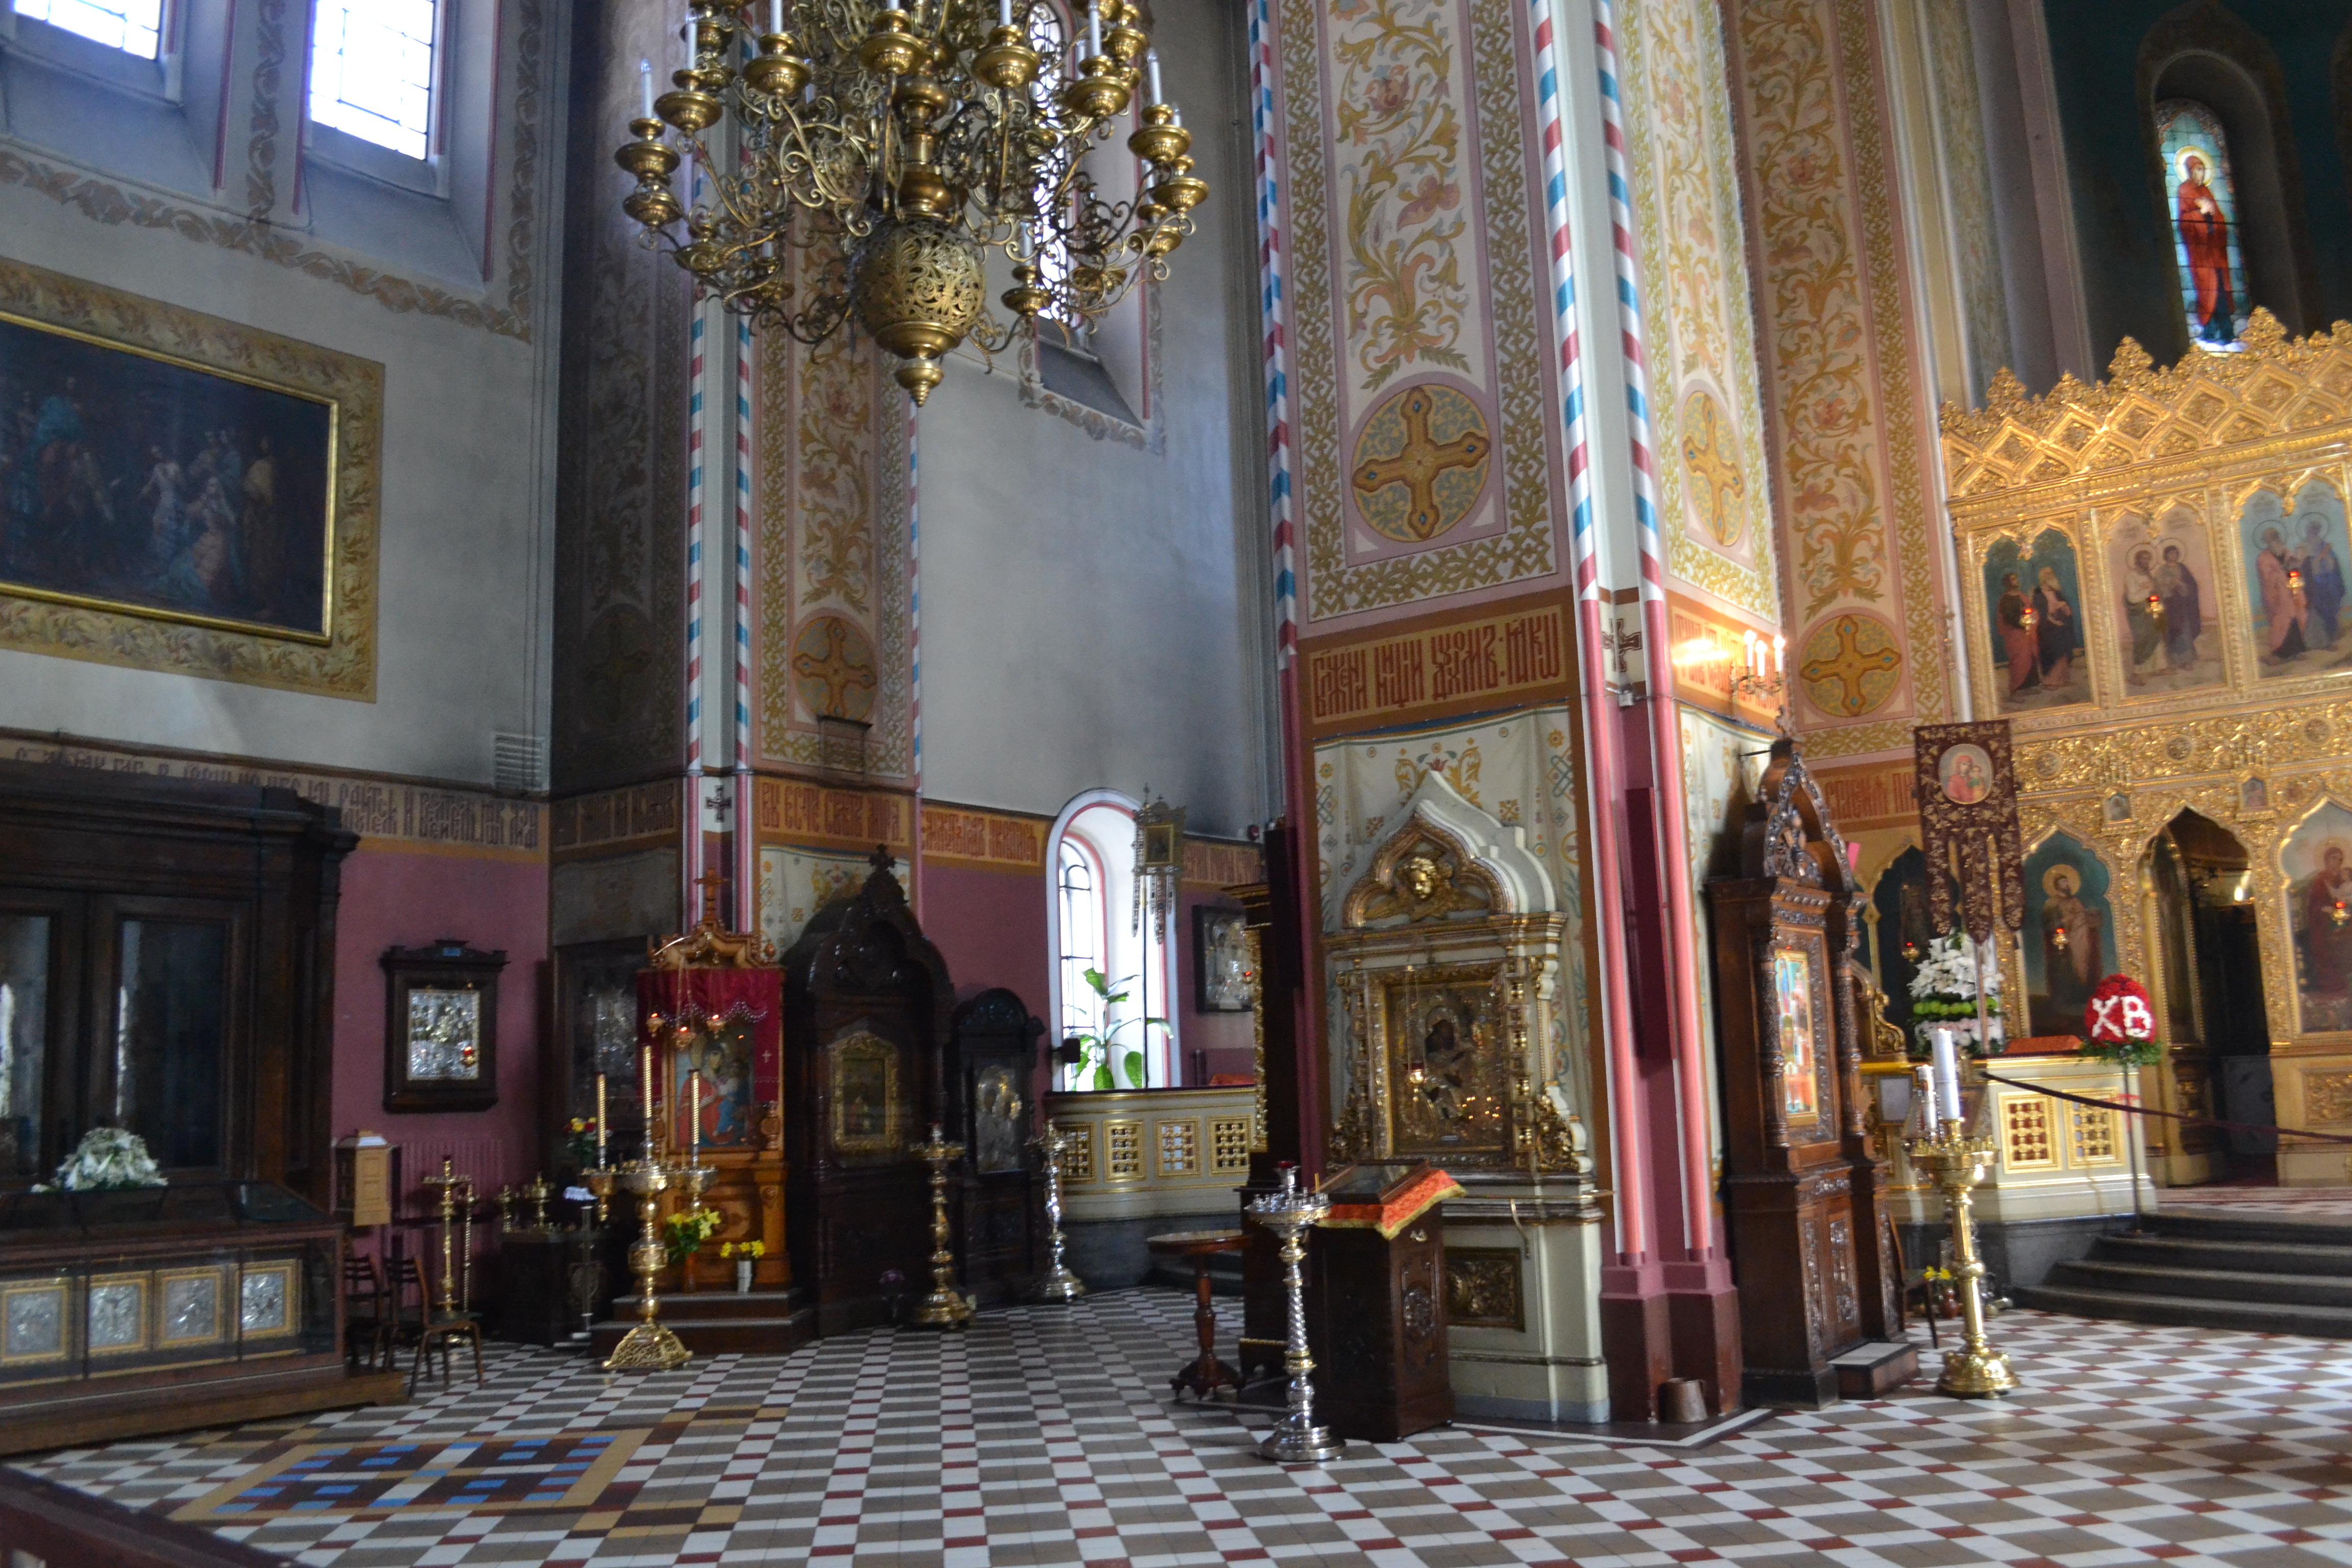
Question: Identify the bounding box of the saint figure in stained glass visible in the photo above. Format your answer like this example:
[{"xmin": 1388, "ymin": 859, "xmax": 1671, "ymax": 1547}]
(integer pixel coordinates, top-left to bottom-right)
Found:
[{"xmin": 2157, "ymin": 100, "xmax": 2249, "ymax": 350}]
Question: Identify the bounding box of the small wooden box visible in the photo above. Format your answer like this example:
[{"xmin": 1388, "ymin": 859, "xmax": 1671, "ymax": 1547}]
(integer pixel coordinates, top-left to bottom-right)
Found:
[
  {"xmin": 1309, "ymin": 1161, "xmax": 1460, "ymax": 1442},
  {"xmin": 335, "ymin": 1132, "xmax": 396, "ymax": 1230}
]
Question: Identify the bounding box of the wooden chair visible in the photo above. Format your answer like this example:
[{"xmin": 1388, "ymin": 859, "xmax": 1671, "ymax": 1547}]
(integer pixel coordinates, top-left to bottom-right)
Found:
[
  {"xmin": 342, "ymin": 1253, "xmax": 391, "ymax": 1372},
  {"xmin": 407, "ymin": 1241, "xmax": 485, "ymax": 1393}
]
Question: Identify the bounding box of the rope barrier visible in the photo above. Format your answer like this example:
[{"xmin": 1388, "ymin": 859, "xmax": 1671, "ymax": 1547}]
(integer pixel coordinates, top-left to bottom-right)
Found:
[{"xmin": 1977, "ymin": 1069, "xmax": 2352, "ymax": 1146}]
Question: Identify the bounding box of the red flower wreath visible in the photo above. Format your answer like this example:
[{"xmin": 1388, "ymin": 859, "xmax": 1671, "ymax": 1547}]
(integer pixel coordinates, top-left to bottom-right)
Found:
[{"xmin": 2082, "ymin": 973, "xmax": 2162, "ymax": 1067}]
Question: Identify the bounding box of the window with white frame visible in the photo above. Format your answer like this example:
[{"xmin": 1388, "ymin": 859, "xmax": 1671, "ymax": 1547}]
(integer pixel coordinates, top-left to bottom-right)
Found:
[
  {"xmin": 15, "ymin": 0, "xmax": 163, "ymax": 57},
  {"xmin": 1049, "ymin": 795, "xmax": 1177, "ymax": 1091},
  {"xmin": 309, "ymin": 0, "xmax": 439, "ymax": 160}
]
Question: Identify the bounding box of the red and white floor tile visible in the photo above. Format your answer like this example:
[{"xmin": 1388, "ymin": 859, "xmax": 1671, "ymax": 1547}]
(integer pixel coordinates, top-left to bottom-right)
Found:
[{"xmin": 16, "ymin": 1291, "xmax": 2352, "ymax": 1566}]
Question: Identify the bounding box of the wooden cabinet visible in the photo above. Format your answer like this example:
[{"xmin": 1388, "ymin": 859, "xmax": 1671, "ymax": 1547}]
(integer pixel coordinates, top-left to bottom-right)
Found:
[
  {"xmin": 0, "ymin": 762, "xmax": 353, "ymax": 1205},
  {"xmin": 945, "ymin": 988, "xmax": 1043, "ymax": 1305},
  {"xmin": 1706, "ymin": 740, "xmax": 1901, "ymax": 1408},
  {"xmin": 780, "ymin": 852, "xmax": 951, "ymax": 1335}
]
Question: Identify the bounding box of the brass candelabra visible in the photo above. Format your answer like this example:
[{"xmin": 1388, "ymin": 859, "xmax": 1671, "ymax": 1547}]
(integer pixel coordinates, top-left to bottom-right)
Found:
[
  {"xmin": 1248, "ymin": 1166, "xmax": 1342, "ymax": 1464},
  {"xmin": 913, "ymin": 1124, "xmax": 974, "ymax": 1328},
  {"xmin": 1033, "ymin": 1124, "xmax": 1086, "ymax": 1303},
  {"xmin": 423, "ymin": 1157, "xmax": 476, "ymax": 1323},
  {"xmin": 1906, "ymin": 1113, "xmax": 2018, "ymax": 1398},
  {"xmin": 602, "ymin": 1041, "xmax": 713, "ymax": 1372}
]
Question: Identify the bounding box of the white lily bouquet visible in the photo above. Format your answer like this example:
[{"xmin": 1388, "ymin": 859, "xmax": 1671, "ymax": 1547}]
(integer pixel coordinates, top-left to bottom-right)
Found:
[
  {"xmin": 1908, "ymin": 932, "xmax": 2006, "ymax": 1057},
  {"xmin": 37, "ymin": 1127, "xmax": 168, "ymax": 1192}
]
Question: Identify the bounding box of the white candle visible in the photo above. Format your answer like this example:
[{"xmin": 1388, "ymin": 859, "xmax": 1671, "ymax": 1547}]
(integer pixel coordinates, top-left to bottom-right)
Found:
[
  {"xmin": 1016, "ymin": 219, "xmax": 1032, "ymax": 256},
  {"xmin": 999, "ymin": 0, "xmax": 1012, "ymax": 27},
  {"xmin": 768, "ymin": 0, "xmax": 782, "ymax": 34},
  {"xmin": 1168, "ymin": 104, "xmax": 1182, "ymax": 126},
  {"xmin": 1742, "ymin": 629, "xmax": 1757, "ymax": 673},
  {"xmin": 1086, "ymin": 0, "xmax": 1101, "ymax": 58},
  {"xmin": 1910, "ymin": 1064, "xmax": 1935, "ymax": 1137},
  {"xmin": 1931, "ymin": 1027, "xmax": 1962, "ymax": 1128},
  {"xmin": 1145, "ymin": 47, "xmax": 1162, "ymax": 104},
  {"xmin": 639, "ymin": 58, "xmax": 654, "ymax": 120},
  {"xmin": 1771, "ymin": 633, "xmax": 1786, "ymax": 677}
]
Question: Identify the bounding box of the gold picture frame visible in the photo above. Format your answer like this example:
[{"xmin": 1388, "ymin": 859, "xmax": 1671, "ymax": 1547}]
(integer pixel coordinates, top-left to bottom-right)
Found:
[
  {"xmin": 1377, "ymin": 961, "xmax": 1509, "ymax": 1160},
  {"xmin": 0, "ymin": 258, "xmax": 380, "ymax": 699},
  {"xmin": 827, "ymin": 1031, "xmax": 902, "ymax": 1157}
]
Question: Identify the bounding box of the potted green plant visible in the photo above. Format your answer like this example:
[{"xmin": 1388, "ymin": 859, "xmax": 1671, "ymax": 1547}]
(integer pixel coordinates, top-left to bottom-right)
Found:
[{"xmin": 1061, "ymin": 967, "xmax": 1169, "ymax": 1090}]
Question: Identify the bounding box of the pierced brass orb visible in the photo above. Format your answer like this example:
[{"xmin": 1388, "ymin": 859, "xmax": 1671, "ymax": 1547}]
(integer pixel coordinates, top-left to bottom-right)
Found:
[{"xmin": 852, "ymin": 218, "xmax": 986, "ymax": 405}]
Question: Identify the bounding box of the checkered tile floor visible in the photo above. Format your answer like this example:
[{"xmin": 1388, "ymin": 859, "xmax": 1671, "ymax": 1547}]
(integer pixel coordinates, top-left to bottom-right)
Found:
[
  {"xmin": 19, "ymin": 1290, "xmax": 2352, "ymax": 1566},
  {"xmin": 2161, "ymin": 1185, "xmax": 2352, "ymax": 1219}
]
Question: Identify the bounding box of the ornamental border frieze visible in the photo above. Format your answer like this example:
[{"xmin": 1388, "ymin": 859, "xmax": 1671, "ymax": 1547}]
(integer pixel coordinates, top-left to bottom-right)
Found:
[{"xmin": 1277, "ymin": 0, "xmax": 1559, "ymax": 624}]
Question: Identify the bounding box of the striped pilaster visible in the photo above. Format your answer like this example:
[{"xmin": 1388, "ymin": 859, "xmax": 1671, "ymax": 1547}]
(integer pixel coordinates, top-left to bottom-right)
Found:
[{"xmin": 1248, "ymin": 0, "xmax": 1297, "ymax": 667}]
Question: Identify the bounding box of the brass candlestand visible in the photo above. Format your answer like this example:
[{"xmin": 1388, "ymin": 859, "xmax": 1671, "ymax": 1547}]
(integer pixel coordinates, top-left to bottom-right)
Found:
[
  {"xmin": 602, "ymin": 1046, "xmax": 711, "ymax": 1372},
  {"xmin": 1033, "ymin": 1125, "xmax": 1087, "ymax": 1303},
  {"xmin": 913, "ymin": 1125, "xmax": 975, "ymax": 1328},
  {"xmin": 1906, "ymin": 1114, "xmax": 2018, "ymax": 1398},
  {"xmin": 1249, "ymin": 1167, "xmax": 1343, "ymax": 1464}
]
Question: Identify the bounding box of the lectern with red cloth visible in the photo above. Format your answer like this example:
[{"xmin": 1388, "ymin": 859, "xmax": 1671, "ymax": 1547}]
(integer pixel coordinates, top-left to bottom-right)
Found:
[{"xmin": 1307, "ymin": 1161, "xmax": 1463, "ymax": 1441}]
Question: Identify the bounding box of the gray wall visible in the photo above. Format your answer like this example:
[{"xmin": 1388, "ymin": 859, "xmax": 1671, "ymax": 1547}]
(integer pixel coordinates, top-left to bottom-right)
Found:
[
  {"xmin": 913, "ymin": 0, "xmax": 1279, "ymax": 839},
  {"xmin": 0, "ymin": 0, "xmax": 565, "ymax": 786}
]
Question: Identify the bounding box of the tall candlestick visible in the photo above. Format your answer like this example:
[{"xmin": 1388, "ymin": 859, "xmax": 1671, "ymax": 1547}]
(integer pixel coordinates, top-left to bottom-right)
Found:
[
  {"xmin": 688, "ymin": 1069, "xmax": 703, "ymax": 1163},
  {"xmin": 639, "ymin": 58, "xmax": 654, "ymax": 120},
  {"xmin": 640, "ymin": 1040, "xmax": 655, "ymax": 1157},
  {"xmin": 1145, "ymin": 47, "xmax": 1162, "ymax": 104},
  {"xmin": 1930, "ymin": 1027, "xmax": 1962, "ymax": 1127},
  {"xmin": 596, "ymin": 1072, "xmax": 608, "ymax": 1166}
]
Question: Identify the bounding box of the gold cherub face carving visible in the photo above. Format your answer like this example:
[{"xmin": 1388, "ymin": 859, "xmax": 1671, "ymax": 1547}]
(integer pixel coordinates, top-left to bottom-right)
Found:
[{"xmin": 1400, "ymin": 854, "xmax": 1442, "ymax": 902}]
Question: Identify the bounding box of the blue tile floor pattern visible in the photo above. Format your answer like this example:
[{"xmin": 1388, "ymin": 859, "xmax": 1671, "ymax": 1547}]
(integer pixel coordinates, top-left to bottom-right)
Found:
[{"xmin": 16, "ymin": 1288, "xmax": 2352, "ymax": 1566}]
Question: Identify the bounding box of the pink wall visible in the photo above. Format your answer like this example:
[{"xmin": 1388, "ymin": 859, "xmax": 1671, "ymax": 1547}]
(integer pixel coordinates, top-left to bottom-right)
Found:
[
  {"xmin": 918, "ymin": 864, "xmax": 1255, "ymax": 1086},
  {"xmin": 918, "ymin": 861, "xmax": 1052, "ymax": 1017},
  {"xmin": 330, "ymin": 846, "xmax": 551, "ymax": 1211}
]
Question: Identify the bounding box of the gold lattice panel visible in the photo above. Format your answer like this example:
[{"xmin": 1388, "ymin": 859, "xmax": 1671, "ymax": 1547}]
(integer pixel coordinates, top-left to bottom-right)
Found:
[
  {"xmin": 1209, "ymin": 1117, "xmax": 1254, "ymax": 1174},
  {"xmin": 1155, "ymin": 1119, "xmax": 1199, "ymax": 1178},
  {"xmin": 2001, "ymin": 1095, "xmax": 2056, "ymax": 1169},
  {"xmin": 1106, "ymin": 1121, "xmax": 1143, "ymax": 1181},
  {"xmin": 1941, "ymin": 312, "xmax": 2352, "ymax": 497},
  {"xmin": 1055, "ymin": 1124, "xmax": 1095, "ymax": 1185},
  {"xmin": 2069, "ymin": 1105, "xmax": 2119, "ymax": 1165}
]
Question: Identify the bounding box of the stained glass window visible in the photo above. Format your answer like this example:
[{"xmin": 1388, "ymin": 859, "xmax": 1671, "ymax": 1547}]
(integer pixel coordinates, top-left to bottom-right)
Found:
[
  {"xmin": 309, "ymin": 0, "xmax": 439, "ymax": 160},
  {"xmin": 16, "ymin": 0, "xmax": 163, "ymax": 59},
  {"xmin": 2157, "ymin": 99, "xmax": 2250, "ymax": 352}
]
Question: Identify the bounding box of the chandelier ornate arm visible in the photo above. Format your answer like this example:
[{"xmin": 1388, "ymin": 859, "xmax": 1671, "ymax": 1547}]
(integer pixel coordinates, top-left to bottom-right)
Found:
[{"xmin": 614, "ymin": 0, "xmax": 1210, "ymax": 404}]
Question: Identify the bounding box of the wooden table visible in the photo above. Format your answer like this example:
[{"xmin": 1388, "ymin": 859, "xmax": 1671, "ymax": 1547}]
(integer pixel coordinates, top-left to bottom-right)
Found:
[{"xmin": 1147, "ymin": 1229, "xmax": 1245, "ymax": 1401}]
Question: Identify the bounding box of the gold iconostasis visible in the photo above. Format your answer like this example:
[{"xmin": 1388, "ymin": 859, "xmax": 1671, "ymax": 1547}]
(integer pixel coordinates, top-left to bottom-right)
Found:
[{"xmin": 1918, "ymin": 314, "xmax": 2352, "ymax": 1183}]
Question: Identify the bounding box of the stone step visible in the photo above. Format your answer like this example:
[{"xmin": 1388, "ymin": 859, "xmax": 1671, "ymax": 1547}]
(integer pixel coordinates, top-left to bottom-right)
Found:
[
  {"xmin": 2093, "ymin": 1232, "xmax": 2352, "ymax": 1279},
  {"xmin": 2011, "ymin": 1284, "xmax": 2352, "ymax": 1339},
  {"xmin": 2049, "ymin": 1258, "xmax": 2352, "ymax": 1309},
  {"xmin": 2148, "ymin": 1209, "xmax": 2352, "ymax": 1250}
]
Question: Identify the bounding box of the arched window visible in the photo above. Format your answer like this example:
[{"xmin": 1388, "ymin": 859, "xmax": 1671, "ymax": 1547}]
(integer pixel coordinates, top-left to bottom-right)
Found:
[
  {"xmin": 2157, "ymin": 100, "xmax": 2249, "ymax": 351},
  {"xmin": 1056, "ymin": 836, "xmax": 1104, "ymax": 1043},
  {"xmin": 1047, "ymin": 793, "xmax": 1178, "ymax": 1090}
]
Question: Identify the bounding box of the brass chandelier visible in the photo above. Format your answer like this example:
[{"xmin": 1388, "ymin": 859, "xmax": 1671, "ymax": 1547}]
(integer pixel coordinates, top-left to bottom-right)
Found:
[{"xmin": 615, "ymin": 0, "xmax": 1209, "ymax": 404}]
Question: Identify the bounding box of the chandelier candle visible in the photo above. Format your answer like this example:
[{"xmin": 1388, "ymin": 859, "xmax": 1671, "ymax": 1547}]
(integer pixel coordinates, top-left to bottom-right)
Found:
[{"xmin": 614, "ymin": 0, "xmax": 1207, "ymax": 403}]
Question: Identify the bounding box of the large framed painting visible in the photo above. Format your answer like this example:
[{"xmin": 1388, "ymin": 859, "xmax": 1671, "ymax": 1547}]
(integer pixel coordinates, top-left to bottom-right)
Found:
[
  {"xmin": 2238, "ymin": 480, "xmax": 2352, "ymax": 680},
  {"xmin": 2021, "ymin": 832, "xmax": 2117, "ymax": 1039},
  {"xmin": 0, "ymin": 260, "xmax": 379, "ymax": 697},
  {"xmin": 2108, "ymin": 505, "xmax": 2224, "ymax": 697},
  {"xmin": 1981, "ymin": 528, "xmax": 2092, "ymax": 713},
  {"xmin": 2284, "ymin": 800, "xmax": 2352, "ymax": 1035},
  {"xmin": 1770, "ymin": 946, "xmax": 1821, "ymax": 1124},
  {"xmin": 1378, "ymin": 964, "xmax": 1507, "ymax": 1158}
]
